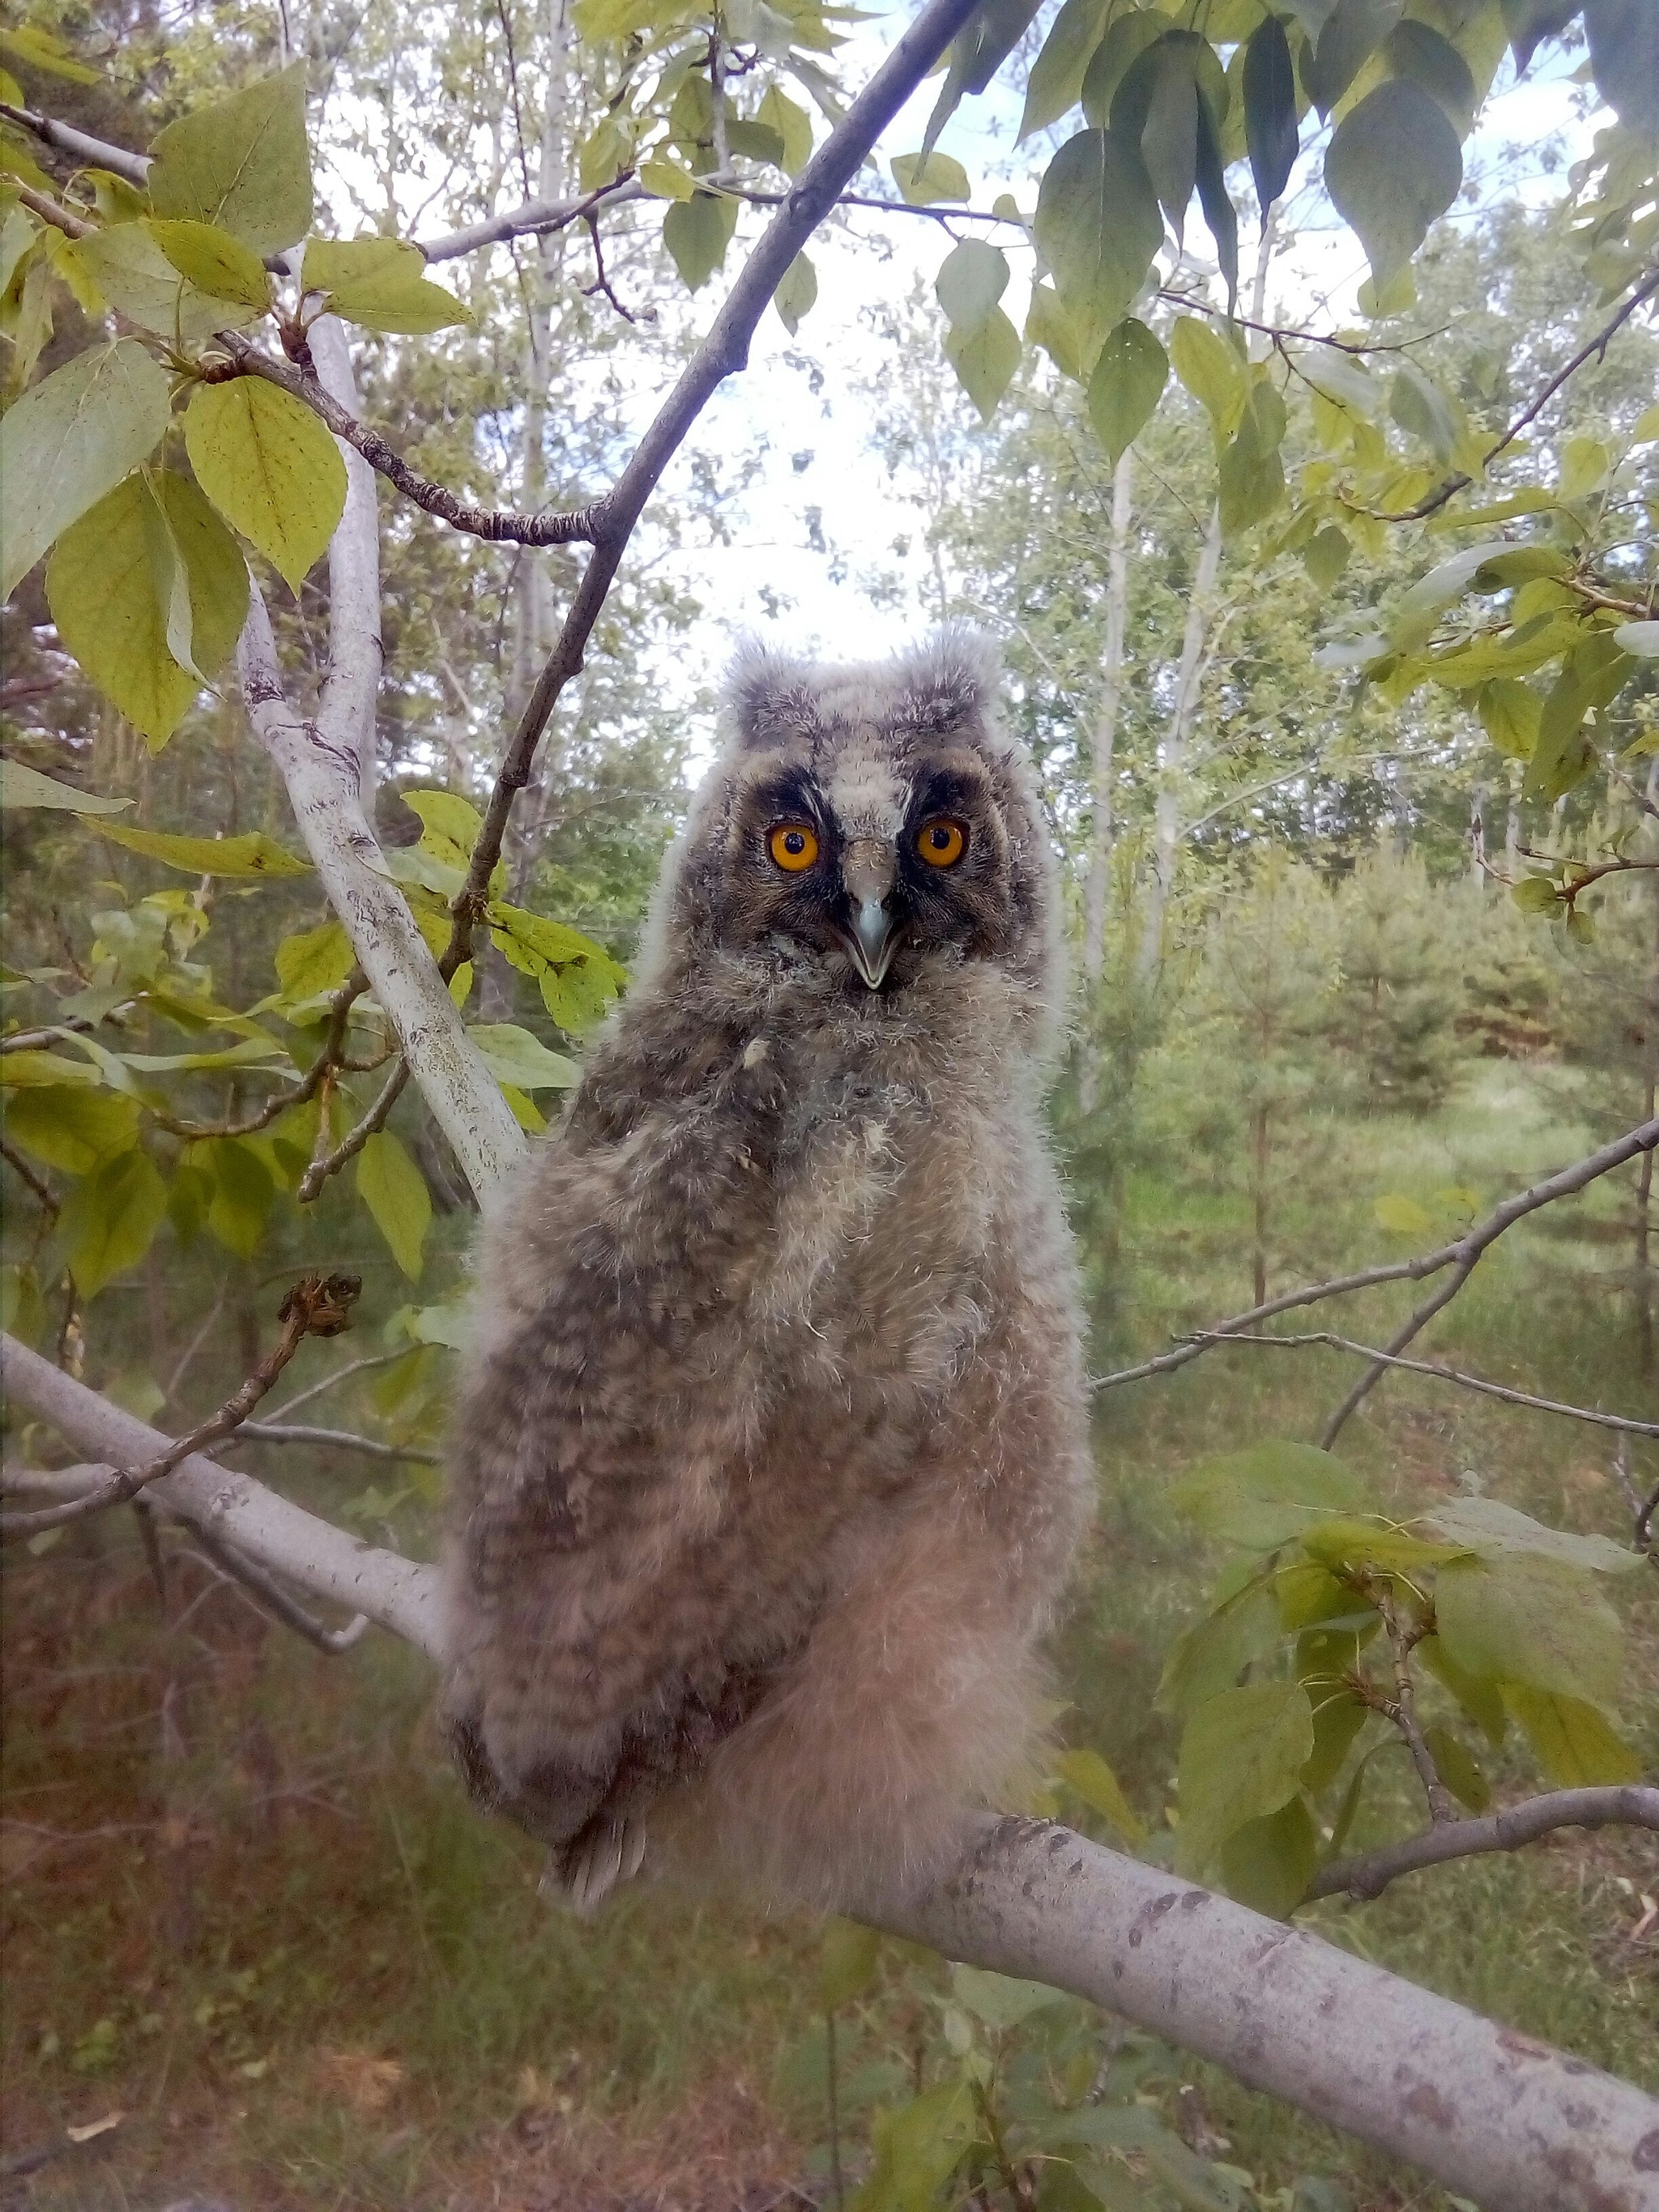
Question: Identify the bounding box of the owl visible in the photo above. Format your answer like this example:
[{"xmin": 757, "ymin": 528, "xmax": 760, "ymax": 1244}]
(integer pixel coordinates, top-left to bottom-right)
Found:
[{"xmin": 442, "ymin": 629, "xmax": 1094, "ymax": 1913}]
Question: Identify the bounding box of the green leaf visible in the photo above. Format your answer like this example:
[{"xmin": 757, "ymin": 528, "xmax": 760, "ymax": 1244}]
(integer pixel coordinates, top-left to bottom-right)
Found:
[
  {"xmin": 757, "ymin": 84, "xmax": 813, "ymax": 176},
  {"xmin": 1435, "ymin": 1555, "xmax": 1624, "ymax": 1710},
  {"xmin": 148, "ymin": 64, "xmax": 313, "ymax": 255},
  {"xmin": 1300, "ymin": 1688, "xmax": 1368, "ymax": 1793},
  {"xmin": 1171, "ymin": 1440, "xmax": 1371, "ymax": 1549},
  {"xmin": 853, "ymin": 2078, "xmax": 977, "ymax": 2212},
  {"xmin": 1086, "ymin": 316, "xmax": 1168, "ymax": 465},
  {"xmin": 1, "ymin": 1086, "xmax": 139, "ymax": 1173},
  {"xmin": 640, "ymin": 156, "xmax": 697, "ymax": 202},
  {"xmin": 0, "ymin": 341, "xmax": 170, "ymax": 600},
  {"xmin": 0, "ymin": 761, "xmax": 130, "ymax": 813},
  {"xmin": 1110, "ymin": 32, "xmax": 1203, "ymax": 244},
  {"xmin": 1614, "ymin": 620, "xmax": 1659, "ymax": 658},
  {"xmin": 1324, "ymin": 79, "xmax": 1462, "ymax": 291},
  {"xmin": 1055, "ymin": 1746, "xmax": 1147, "ymax": 1842},
  {"xmin": 1584, "ymin": 0, "xmax": 1659, "ymax": 139},
  {"xmin": 47, "ymin": 471, "xmax": 249, "ymax": 750},
  {"xmin": 1155, "ymin": 1577, "xmax": 1280, "ymax": 1715},
  {"xmin": 1303, "ymin": 523, "xmax": 1350, "ymax": 587},
  {"xmin": 1081, "ymin": 11, "xmax": 1165, "ymax": 127},
  {"xmin": 1501, "ymin": 0, "xmax": 1577, "ymax": 75},
  {"xmin": 1034, "ymin": 127, "xmax": 1162, "ymax": 375},
  {"xmin": 485, "ymin": 901, "xmax": 617, "ymax": 974},
  {"xmin": 945, "ymin": 306, "xmax": 1021, "ymax": 422},
  {"xmin": 94, "ymin": 824, "xmax": 310, "ymax": 878},
  {"xmin": 936, "ymin": 237, "xmax": 1009, "ymax": 333},
  {"xmin": 302, "ymin": 237, "xmax": 470, "ymax": 334},
  {"xmin": 1500, "ymin": 1685, "xmax": 1640, "ymax": 1788},
  {"xmin": 922, "ymin": 0, "xmax": 1043, "ymax": 157},
  {"xmin": 1243, "ymin": 13, "xmax": 1299, "ymax": 213},
  {"xmin": 1168, "ymin": 314, "xmax": 1246, "ymax": 444},
  {"xmin": 1419, "ymin": 1496, "xmax": 1644, "ymax": 1575},
  {"xmin": 1218, "ymin": 1793, "xmax": 1316, "ymax": 1918},
  {"xmin": 1019, "ymin": 0, "xmax": 1114, "ymax": 139},
  {"xmin": 1523, "ymin": 656, "xmax": 1601, "ymax": 804},
  {"xmin": 193, "ymin": 1135, "xmax": 275, "ymax": 1258},
  {"xmin": 148, "ymin": 218, "xmax": 273, "ymax": 308},
  {"xmin": 274, "ymin": 918, "xmax": 354, "ymax": 999},
  {"xmin": 59, "ymin": 1146, "xmax": 168, "ymax": 1301},
  {"xmin": 400, "ymin": 787, "xmax": 487, "ymax": 872},
  {"xmin": 1175, "ymin": 1680, "xmax": 1314, "ymax": 1875},
  {"xmin": 662, "ymin": 190, "xmax": 739, "ymax": 290},
  {"xmin": 356, "ymin": 1129, "xmax": 430, "ymax": 1281},
  {"xmin": 1422, "ymin": 1724, "xmax": 1489, "ymax": 1811},
  {"xmin": 0, "ymin": 24, "xmax": 100, "ymax": 81},
  {"xmin": 818, "ymin": 1918, "xmax": 881, "ymax": 2010},
  {"xmin": 183, "ymin": 376, "xmax": 348, "ymax": 594},
  {"xmin": 1372, "ymin": 1191, "xmax": 1433, "ymax": 1234},
  {"xmin": 0, "ymin": 1051, "xmax": 102, "ymax": 1089},
  {"xmin": 1385, "ymin": 19, "xmax": 1476, "ymax": 130},
  {"xmin": 467, "ymin": 1023, "xmax": 579, "ymax": 1090},
  {"xmin": 890, "ymin": 150, "xmax": 970, "ymax": 207},
  {"xmin": 1476, "ymin": 677, "xmax": 1542, "ymax": 759},
  {"xmin": 1298, "ymin": 1518, "xmax": 1468, "ymax": 1575},
  {"xmin": 1304, "ymin": 0, "xmax": 1403, "ymax": 116},
  {"xmin": 1218, "ymin": 381, "xmax": 1287, "ymax": 537},
  {"xmin": 951, "ymin": 1963, "xmax": 1068, "ymax": 2029},
  {"xmin": 1026, "ymin": 282, "xmax": 1085, "ymax": 381},
  {"xmin": 774, "ymin": 249, "xmax": 817, "ymax": 335}
]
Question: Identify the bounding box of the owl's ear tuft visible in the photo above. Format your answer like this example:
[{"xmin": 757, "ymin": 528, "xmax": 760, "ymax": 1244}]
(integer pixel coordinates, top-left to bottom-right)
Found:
[
  {"xmin": 722, "ymin": 641, "xmax": 822, "ymax": 751},
  {"xmin": 893, "ymin": 624, "xmax": 1001, "ymax": 737}
]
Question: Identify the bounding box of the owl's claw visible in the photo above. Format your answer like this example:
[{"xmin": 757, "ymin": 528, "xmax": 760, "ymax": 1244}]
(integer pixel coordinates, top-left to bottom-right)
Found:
[{"xmin": 551, "ymin": 1817, "xmax": 646, "ymax": 1916}]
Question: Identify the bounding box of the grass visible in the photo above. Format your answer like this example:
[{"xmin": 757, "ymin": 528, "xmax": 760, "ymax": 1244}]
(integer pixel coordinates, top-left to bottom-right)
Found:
[{"xmin": 2, "ymin": 1056, "xmax": 1654, "ymax": 2210}]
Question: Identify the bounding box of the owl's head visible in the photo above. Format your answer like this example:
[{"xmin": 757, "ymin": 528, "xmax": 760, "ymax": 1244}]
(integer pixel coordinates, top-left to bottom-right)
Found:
[{"xmin": 651, "ymin": 629, "xmax": 1060, "ymax": 1028}]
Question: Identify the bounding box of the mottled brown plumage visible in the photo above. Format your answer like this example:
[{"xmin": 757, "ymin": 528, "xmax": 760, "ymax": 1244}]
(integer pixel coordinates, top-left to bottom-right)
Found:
[{"xmin": 442, "ymin": 629, "xmax": 1094, "ymax": 1912}]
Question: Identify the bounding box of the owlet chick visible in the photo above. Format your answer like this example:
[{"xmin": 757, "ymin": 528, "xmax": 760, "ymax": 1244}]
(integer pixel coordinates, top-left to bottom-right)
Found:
[{"xmin": 443, "ymin": 629, "xmax": 1094, "ymax": 1913}]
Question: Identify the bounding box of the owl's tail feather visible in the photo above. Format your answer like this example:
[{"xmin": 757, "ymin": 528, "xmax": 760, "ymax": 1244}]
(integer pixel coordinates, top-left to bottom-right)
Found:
[{"xmin": 544, "ymin": 1816, "xmax": 648, "ymax": 1917}]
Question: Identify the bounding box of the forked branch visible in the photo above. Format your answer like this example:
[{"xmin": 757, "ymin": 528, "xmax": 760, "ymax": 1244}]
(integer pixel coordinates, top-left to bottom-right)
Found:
[{"xmin": 1307, "ymin": 1785, "xmax": 1659, "ymax": 1902}]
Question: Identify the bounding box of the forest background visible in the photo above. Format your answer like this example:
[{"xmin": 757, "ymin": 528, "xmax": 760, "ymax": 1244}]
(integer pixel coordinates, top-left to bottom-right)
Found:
[{"xmin": 0, "ymin": 0, "xmax": 1655, "ymax": 2206}]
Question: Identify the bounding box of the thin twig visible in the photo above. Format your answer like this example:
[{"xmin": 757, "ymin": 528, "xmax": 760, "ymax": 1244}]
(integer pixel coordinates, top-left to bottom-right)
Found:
[
  {"xmin": 1319, "ymin": 1260, "xmax": 1475, "ymax": 1448},
  {"xmin": 1358, "ymin": 1575, "xmax": 1456, "ymax": 1826},
  {"xmin": 234, "ymin": 1421, "xmax": 440, "ymax": 1464},
  {"xmin": 1, "ymin": 1136, "xmax": 58, "ymax": 1217},
  {"xmin": 173, "ymin": 1519, "xmax": 371, "ymax": 1654},
  {"xmin": 1196, "ymin": 1331, "xmax": 1659, "ymax": 1438},
  {"xmin": 1369, "ymin": 263, "xmax": 1659, "ymax": 522},
  {"xmin": 1306, "ymin": 1786, "xmax": 1659, "ymax": 1903},
  {"xmin": 262, "ymin": 1349, "xmax": 414, "ymax": 1421},
  {"xmin": 1091, "ymin": 1114, "xmax": 1659, "ymax": 1392},
  {"xmin": 296, "ymin": 1061, "xmax": 409, "ymax": 1201},
  {"xmin": 13, "ymin": 182, "xmax": 92, "ymax": 237},
  {"xmin": 0, "ymin": 1273, "xmax": 360, "ymax": 1540}
]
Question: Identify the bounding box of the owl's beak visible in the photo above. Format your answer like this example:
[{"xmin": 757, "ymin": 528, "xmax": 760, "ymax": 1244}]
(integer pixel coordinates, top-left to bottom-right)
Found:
[{"xmin": 845, "ymin": 896, "xmax": 898, "ymax": 989}]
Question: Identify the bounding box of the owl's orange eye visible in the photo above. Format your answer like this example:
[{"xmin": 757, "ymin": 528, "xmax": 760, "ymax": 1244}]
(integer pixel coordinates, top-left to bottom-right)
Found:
[
  {"xmin": 769, "ymin": 822, "xmax": 820, "ymax": 872},
  {"xmin": 915, "ymin": 818, "xmax": 966, "ymax": 868}
]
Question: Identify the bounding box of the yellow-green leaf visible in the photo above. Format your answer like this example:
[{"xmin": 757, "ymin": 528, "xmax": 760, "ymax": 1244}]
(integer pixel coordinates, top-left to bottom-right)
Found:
[
  {"xmin": 1500, "ymin": 1685, "xmax": 1640, "ymax": 1788},
  {"xmin": 47, "ymin": 471, "xmax": 249, "ymax": 750},
  {"xmin": 1033, "ymin": 127, "xmax": 1162, "ymax": 375},
  {"xmin": 94, "ymin": 824, "xmax": 311, "ymax": 878},
  {"xmin": 0, "ymin": 760, "xmax": 130, "ymax": 813},
  {"xmin": 148, "ymin": 218, "xmax": 273, "ymax": 308},
  {"xmin": 0, "ymin": 1086, "xmax": 139, "ymax": 1171},
  {"xmin": 1175, "ymin": 1680, "xmax": 1313, "ymax": 1875},
  {"xmin": 663, "ymin": 190, "xmax": 739, "ymax": 292},
  {"xmin": 1087, "ymin": 315, "xmax": 1167, "ymax": 465},
  {"xmin": 1218, "ymin": 1794, "xmax": 1317, "ymax": 1919},
  {"xmin": 1055, "ymin": 1746, "xmax": 1146, "ymax": 1843},
  {"xmin": 274, "ymin": 918, "xmax": 354, "ymax": 999},
  {"xmin": 356, "ymin": 1128, "xmax": 430, "ymax": 1281},
  {"xmin": 1435, "ymin": 1554, "xmax": 1624, "ymax": 1710},
  {"xmin": 183, "ymin": 376, "xmax": 348, "ymax": 594},
  {"xmin": 0, "ymin": 25, "xmax": 99, "ymax": 82},
  {"xmin": 302, "ymin": 236, "xmax": 470, "ymax": 334},
  {"xmin": 890, "ymin": 149, "xmax": 970, "ymax": 206},
  {"xmin": 774, "ymin": 250, "xmax": 817, "ymax": 336},
  {"xmin": 0, "ymin": 1051, "xmax": 102, "ymax": 1088},
  {"xmin": 59, "ymin": 1147, "xmax": 168, "ymax": 1300},
  {"xmin": 819, "ymin": 1920, "xmax": 881, "ymax": 2010},
  {"xmin": 467, "ymin": 1022, "xmax": 579, "ymax": 1091},
  {"xmin": 66, "ymin": 219, "xmax": 269, "ymax": 343}
]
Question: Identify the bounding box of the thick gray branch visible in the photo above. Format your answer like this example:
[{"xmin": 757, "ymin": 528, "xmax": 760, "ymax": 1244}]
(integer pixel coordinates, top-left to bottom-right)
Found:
[
  {"xmin": 7, "ymin": 1333, "xmax": 1657, "ymax": 2210},
  {"xmin": 236, "ymin": 589, "xmax": 526, "ymax": 1208},
  {"xmin": 1, "ymin": 1335, "xmax": 439, "ymax": 1657},
  {"xmin": 0, "ymin": 100, "xmax": 149, "ymax": 183}
]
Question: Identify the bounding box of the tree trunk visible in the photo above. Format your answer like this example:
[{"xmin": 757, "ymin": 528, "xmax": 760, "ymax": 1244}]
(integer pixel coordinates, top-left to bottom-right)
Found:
[
  {"xmin": 1081, "ymin": 450, "xmax": 1134, "ymax": 986},
  {"xmin": 1137, "ymin": 503, "xmax": 1221, "ymax": 981}
]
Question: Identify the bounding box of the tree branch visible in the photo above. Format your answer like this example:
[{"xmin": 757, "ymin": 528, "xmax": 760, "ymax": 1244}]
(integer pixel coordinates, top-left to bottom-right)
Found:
[
  {"xmin": 235, "ymin": 1421, "xmax": 440, "ymax": 1464},
  {"xmin": 1196, "ymin": 1330, "xmax": 1659, "ymax": 1437},
  {"xmin": 1091, "ymin": 1114, "xmax": 1659, "ymax": 1392},
  {"xmin": 6, "ymin": 1330, "xmax": 1655, "ymax": 2208},
  {"xmin": 1318, "ymin": 1258, "xmax": 1474, "ymax": 1447},
  {"xmin": 0, "ymin": 1273, "xmax": 360, "ymax": 1541},
  {"xmin": 0, "ymin": 99, "xmax": 149, "ymax": 183},
  {"xmin": 1358, "ymin": 1575, "xmax": 1456, "ymax": 1825},
  {"xmin": 1, "ymin": 1136, "xmax": 58, "ymax": 1217},
  {"xmin": 1306, "ymin": 1786, "xmax": 1659, "ymax": 1903},
  {"xmin": 1, "ymin": 1334, "xmax": 441, "ymax": 1654},
  {"xmin": 211, "ymin": 335, "xmax": 604, "ymax": 548},
  {"xmin": 296, "ymin": 1059, "xmax": 409, "ymax": 1202},
  {"xmin": 444, "ymin": 0, "xmax": 991, "ymax": 967},
  {"xmin": 235, "ymin": 584, "xmax": 527, "ymax": 1208}
]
